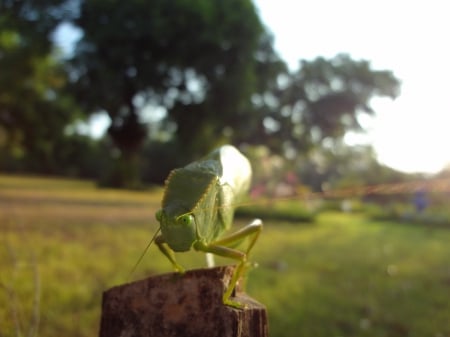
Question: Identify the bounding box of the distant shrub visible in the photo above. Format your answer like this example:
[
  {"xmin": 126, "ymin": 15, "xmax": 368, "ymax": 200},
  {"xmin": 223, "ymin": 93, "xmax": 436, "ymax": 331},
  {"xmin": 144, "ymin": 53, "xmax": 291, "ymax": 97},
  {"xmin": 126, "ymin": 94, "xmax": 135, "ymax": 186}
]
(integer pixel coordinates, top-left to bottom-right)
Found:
[
  {"xmin": 365, "ymin": 202, "xmax": 450, "ymax": 228},
  {"xmin": 235, "ymin": 199, "xmax": 316, "ymax": 223},
  {"xmin": 319, "ymin": 198, "xmax": 366, "ymax": 213}
]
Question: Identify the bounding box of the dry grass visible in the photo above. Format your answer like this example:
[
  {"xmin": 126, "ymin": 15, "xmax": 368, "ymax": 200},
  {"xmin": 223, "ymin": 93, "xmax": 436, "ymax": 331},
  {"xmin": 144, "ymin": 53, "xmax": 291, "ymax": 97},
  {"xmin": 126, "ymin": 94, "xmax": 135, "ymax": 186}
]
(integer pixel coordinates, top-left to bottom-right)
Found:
[{"xmin": 0, "ymin": 174, "xmax": 161, "ymax": 227}]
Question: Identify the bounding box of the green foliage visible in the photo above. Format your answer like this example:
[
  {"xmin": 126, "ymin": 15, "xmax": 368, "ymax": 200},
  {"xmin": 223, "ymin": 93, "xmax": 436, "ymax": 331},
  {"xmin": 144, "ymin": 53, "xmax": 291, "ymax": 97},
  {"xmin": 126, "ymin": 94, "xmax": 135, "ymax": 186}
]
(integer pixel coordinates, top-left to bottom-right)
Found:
[
  {"xmin": 140, "ymin": 140, "xmax": 185, "ymax": 184},
  {"xmin": 0, "ymin": 133, "xmax": 113, "ymax": 179},
  {"xmin": 366, "ymin": 202, "xmax": 450, "ymax": 228},
  {"xmin": 69, "ymin": 0, "xmax": 280, "ymax": 186},
  {"xmin": 1, "ymin": 1, "xmax": 402, "ymax": 188},
  {"xmin": 236, "ymin": 199, "xmax": 316, "ymax": 223},
  {"xmin": 250, "ymin": 54, "xmax": 401, "ymax": 155},
  {"xmin": 319, "ymin": 198, "xmax": 366, "ymax": 213},
  {"xmin": 0, "ymin": 1, "xmax": 81, "ymax": 174},
  {"xmin": 296, "ymin": 143, "xmax": 421, "ymax": 193},
  {"xmin": 2, "ymin": 175, "xmax": 449, "ymax": 337}
]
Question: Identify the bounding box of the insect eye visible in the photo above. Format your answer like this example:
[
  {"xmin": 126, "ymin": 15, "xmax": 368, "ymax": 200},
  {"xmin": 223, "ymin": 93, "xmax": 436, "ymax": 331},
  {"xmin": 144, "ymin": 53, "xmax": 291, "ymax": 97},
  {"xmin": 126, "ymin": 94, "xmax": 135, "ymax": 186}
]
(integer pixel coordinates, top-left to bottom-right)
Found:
[
  {"xmin": 155, "ymin": 210, "xmax": 163, "ymax": 221},
  {"xmin": 177, "ymin": 214, "xmax": 193, "ymax": 226}
]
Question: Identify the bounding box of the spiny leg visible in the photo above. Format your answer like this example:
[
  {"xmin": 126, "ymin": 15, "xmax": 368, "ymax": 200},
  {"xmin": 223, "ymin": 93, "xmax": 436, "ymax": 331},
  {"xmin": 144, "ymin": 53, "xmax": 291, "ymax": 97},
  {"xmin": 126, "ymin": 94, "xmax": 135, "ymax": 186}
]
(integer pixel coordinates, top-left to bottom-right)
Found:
[
  {"xmin": 213, "ymin": 218, "xmax": 262, "ymax": 254},
  {"xmin": 155, "ymin": 235, "xmax": 185, "ymax": 273},
  {"xmin": 194, "ymin": 219, "xmax": 263, "ymax": 307},
  {"xmin": 217, "ymin": 219, "xmax": 263, "ymax": 304}
]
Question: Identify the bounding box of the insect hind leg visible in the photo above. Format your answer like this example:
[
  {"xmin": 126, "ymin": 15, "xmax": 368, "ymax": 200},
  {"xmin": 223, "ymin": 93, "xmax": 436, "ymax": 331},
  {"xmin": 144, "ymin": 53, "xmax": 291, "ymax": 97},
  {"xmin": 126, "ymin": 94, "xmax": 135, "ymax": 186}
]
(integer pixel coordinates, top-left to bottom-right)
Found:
[
  {"xmin": 213, "ymin": 218, "xmax": 263, "ymax": 254},
  {"xmin": 193, "ymin": 218, "xmax": 263, "ymax": 307},
  {"xmin": 217, "ymin": 219, "xmax": 262, "ymax": 305}
]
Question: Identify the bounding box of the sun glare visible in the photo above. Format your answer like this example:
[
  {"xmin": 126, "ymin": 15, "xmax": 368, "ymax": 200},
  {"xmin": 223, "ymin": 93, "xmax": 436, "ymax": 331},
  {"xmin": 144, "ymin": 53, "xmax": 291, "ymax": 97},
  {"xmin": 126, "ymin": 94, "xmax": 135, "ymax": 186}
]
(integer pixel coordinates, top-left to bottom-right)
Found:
[{"xmin": 254, "ymin": 0, "xmax": 450, "ymax": 174}]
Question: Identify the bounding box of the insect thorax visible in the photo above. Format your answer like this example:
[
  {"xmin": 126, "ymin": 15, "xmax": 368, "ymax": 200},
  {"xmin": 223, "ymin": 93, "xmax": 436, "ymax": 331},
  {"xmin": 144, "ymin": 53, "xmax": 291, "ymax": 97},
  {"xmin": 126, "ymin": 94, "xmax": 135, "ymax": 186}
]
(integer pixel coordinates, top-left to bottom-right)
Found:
[{"xmin": 162, "ymin": 168, "xmax": 227, "ymax": 243}]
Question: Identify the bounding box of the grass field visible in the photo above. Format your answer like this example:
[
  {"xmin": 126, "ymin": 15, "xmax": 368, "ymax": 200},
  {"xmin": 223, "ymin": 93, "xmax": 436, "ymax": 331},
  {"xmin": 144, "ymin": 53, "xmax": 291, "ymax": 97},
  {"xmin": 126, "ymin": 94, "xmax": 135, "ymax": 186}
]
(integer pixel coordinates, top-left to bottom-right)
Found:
[{"xmin": 1, "ymin": 174, "xmax": 449, "ymax": 337}]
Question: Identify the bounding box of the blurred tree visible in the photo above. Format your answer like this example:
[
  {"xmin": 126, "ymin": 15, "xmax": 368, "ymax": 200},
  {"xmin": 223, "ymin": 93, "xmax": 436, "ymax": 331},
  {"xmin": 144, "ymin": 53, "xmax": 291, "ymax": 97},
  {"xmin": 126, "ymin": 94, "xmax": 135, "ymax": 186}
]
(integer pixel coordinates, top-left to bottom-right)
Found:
[
  {"xmin": 245, "ymin": 54, "xmax": 401, "ymax": 156},
  {"xmin": 52, "ymin": 134, "xmax": 113, "ymax": 178},
  {"xmin": 0, "ymin": 0, "xmax": 78, "ymax": 173},
  {"xmin": 297, "ymin": 142, "xmax": 411, "ymax": 192},
  {"xmin": 69, "ymin": 0, "xmax": 283, "ymax": 187},
  {"xmin": 1, "ymin": 1, "xmax": 401, "ymax": 187}
]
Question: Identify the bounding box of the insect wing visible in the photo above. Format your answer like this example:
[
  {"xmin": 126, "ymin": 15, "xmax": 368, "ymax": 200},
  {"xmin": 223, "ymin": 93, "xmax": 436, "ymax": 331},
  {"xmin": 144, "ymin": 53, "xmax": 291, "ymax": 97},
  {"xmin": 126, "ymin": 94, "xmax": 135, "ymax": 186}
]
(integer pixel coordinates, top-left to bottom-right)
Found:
[
  {"xmin": 218, "ymin": 145, "xmax": 252, "ymax": 200},
  {"xmin": 162, "ymin": 169, "xmax": 216, "ymax": 212}
]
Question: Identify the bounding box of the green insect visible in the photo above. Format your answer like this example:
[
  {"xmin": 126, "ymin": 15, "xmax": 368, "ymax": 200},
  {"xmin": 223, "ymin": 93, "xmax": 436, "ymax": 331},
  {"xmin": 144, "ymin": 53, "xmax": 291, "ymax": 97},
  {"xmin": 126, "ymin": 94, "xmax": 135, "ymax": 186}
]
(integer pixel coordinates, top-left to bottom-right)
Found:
[{"xmin": 151, "ymin": 145, "xmax": 262, "ymax": 307}]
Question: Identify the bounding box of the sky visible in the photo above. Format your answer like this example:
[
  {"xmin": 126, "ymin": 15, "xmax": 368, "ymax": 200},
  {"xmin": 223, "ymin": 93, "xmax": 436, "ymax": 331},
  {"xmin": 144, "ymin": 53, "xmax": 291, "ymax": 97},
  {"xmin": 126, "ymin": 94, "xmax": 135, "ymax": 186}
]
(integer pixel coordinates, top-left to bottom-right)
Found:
[
  {"xmin": 253, "ymin": 0, "xmax": 450, "ymax": 174},
  {"xmin": 56, "ymin": 1, "xmax": 450, "ymax": 174}
]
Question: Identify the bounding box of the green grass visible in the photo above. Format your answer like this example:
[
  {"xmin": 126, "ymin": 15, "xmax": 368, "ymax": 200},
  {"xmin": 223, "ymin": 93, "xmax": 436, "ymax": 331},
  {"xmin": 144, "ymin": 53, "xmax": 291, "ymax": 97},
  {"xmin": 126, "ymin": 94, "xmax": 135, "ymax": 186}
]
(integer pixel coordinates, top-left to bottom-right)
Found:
[
  {"xmin": 1, "ymin": 174, "xmax": 449, "ymax": 337},
  {"xmin": 250, "ymin": 213, "xmax": 450, "ymax": 337}
]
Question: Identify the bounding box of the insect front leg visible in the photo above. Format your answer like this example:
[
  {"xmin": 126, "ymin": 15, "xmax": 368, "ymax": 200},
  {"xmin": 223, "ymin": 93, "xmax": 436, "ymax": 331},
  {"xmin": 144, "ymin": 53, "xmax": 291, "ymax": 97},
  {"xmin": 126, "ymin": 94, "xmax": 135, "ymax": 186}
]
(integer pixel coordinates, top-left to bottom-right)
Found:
[
  {"xmin": 193, "ymin": 218, "xmax": 263, "ymax": 307},
  {"xmin": 155, "ymin": 235, "xmax": 185, "ymax": 273}
]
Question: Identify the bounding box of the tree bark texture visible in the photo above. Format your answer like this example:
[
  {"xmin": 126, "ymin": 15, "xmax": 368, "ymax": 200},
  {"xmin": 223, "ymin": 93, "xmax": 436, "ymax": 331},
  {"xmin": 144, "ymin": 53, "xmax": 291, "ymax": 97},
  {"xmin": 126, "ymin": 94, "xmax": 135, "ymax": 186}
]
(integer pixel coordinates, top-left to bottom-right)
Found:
[{"xmin": 99, "ymin": 265, "xmax": 268, "ymax": 337}]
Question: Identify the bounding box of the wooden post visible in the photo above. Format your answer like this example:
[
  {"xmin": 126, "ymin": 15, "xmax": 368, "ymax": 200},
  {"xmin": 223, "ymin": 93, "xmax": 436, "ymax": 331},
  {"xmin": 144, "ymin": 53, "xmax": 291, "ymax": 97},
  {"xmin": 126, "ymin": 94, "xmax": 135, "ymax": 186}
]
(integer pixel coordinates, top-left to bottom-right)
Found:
[{"xmin": 99, "ymin": 265, "xmax": 268, "ymax": 337}]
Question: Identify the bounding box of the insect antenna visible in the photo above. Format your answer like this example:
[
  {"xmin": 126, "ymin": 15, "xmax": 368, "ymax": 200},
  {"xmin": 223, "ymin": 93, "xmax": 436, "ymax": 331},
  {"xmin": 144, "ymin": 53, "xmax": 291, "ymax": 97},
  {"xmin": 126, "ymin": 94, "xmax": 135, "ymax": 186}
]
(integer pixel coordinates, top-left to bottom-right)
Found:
[{"xmin": 127, "ymin": 227, "xmax": 161, "ymax": 281}]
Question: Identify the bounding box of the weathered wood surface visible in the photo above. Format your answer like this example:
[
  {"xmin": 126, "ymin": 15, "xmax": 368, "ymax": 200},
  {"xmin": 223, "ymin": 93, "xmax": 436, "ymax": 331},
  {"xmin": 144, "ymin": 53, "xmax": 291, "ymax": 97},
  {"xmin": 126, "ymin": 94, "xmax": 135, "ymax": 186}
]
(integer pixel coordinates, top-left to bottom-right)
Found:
[{"xmin": 99, "ymin": 265, "xmax": 268, "ymax": 337}]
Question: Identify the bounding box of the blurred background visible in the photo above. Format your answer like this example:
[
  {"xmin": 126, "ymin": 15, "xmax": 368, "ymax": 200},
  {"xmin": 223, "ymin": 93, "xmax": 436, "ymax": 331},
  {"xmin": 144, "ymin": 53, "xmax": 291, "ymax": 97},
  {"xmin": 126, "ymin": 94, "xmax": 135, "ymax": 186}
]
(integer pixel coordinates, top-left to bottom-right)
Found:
[{"xmin": 1, "ymin": 1, "xmax": 449, "ymax": 337}]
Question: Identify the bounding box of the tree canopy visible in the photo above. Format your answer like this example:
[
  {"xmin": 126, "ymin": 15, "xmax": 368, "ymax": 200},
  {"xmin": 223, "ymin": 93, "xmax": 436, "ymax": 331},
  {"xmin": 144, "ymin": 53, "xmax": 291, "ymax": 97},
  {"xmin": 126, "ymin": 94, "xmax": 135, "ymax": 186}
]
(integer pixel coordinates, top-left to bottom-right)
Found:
[
  {"xmin": 1, "ymin": 0, "xmax": 404, "ymax": 189},
  {"xmin": 69, "ymin": 0, "xmax": 285, "ymax": 186},
  {"xmin": 242, "ymin": 54, "xmax": 400, "ymax": 156},
  {"xmin": 0, "ymin": 0, "xmax": 79, "ymax": 172}
]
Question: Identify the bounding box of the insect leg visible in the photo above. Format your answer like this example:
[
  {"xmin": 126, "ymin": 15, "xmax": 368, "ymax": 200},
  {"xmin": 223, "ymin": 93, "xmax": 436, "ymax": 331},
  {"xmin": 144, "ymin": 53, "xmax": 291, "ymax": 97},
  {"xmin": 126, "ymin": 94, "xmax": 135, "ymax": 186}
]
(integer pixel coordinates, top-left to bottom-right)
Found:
[
  {"xmin": 193, "ymin": 219, "xmax": 263, "ymax": 307},
  {"xmin": 213, "ymin": 218, "xmax": 263, "ymax": 255},
  {"xmin": 155, "ymin": 235, "xmax": 185, "ymax": 273}
]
